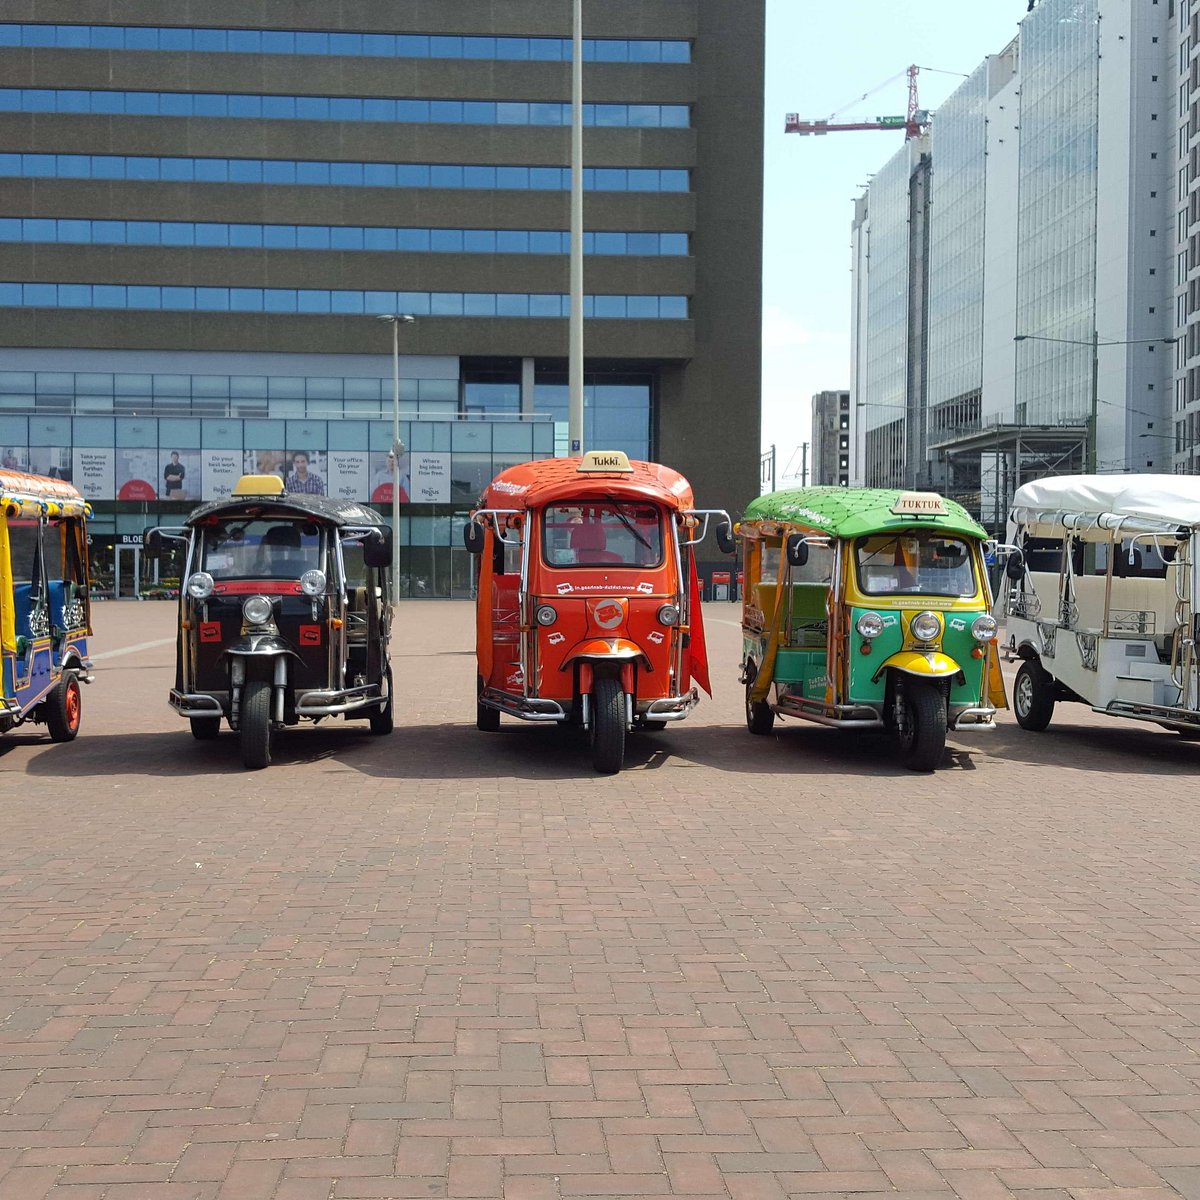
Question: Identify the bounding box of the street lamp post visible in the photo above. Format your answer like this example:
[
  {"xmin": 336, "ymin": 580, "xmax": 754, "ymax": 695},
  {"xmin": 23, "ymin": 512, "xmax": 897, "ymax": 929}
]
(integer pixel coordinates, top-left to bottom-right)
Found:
[
  {"xmin": 1013, "ymin": 332, "xmax": 1178, "ymax": 474},
  {"xmin": 377, "ymin": 313, "xmax": 415, "ymax": 608}
]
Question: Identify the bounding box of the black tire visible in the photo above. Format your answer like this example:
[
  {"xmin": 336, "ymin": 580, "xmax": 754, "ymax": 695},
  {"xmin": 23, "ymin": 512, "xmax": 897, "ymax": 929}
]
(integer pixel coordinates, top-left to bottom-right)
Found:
[
  {"xmin": 476, "ymin": 675, "xmax": 500, "ymax": 732},
  {"xmin": 45, "ymin": 669, "xmax": 82, "ymax": 743},
  {"xmin": 591, "ymin": 676, "xmax": 626, "ymax": 774},
  {"xmin": 190, "ymin": 717, "xmax": 220, "ymax": 740},
  {"xmin": 894, "ymin": 678, "xmax": 947, "ymax": 773},
  {"xmin": 744, "ymin": 662, "xmax": 775, "ymax": 735},
  {"xmin": 240, "ymin": 679, "xmax": 273, "ymax": 769},
  {"xmin": 369, "ymin": 667, "xmax": 394, "ymax": 735},
  {"xmin": 1013, "ymin": 660, "xmax": 1055, "ymax": 732}
]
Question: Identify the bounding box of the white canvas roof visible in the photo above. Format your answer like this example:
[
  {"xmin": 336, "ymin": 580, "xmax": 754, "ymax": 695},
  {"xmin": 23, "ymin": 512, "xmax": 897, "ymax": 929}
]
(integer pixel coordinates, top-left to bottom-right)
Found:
[{"xmin": 1009, "ymin": 474, "xmax": 1200, "ymax": 537}]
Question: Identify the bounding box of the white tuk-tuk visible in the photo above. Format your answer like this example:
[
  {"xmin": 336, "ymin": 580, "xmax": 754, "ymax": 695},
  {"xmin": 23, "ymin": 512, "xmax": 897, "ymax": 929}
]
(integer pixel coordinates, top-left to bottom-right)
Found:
[{"xmin": 1002, "ymin": 474, "xmax": 1199, "ymax": 739}]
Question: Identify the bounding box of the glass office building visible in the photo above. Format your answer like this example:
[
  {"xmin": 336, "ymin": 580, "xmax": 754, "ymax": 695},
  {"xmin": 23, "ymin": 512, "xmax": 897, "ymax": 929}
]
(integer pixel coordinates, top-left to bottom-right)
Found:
[{"xmin": 0, "ymin": 2, "xmax": 765, "ymax": 594}]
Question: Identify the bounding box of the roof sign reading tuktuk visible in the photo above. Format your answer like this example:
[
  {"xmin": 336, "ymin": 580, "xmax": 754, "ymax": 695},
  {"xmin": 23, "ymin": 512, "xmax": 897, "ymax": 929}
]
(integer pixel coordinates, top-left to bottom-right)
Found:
[
  {"xmin": 890, "ymin": 492, "xmax": 947, "ymax": 516},
  {"xmin": 577, "ymin": 450, "xmax": 633, "ymax": 474}
]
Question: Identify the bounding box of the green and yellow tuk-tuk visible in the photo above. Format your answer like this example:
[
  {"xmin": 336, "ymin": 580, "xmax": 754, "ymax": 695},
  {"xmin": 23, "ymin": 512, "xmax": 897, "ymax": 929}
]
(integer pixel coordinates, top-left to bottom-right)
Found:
[{"xmin": 738, "ymin": 487, "xmax": 1007, "ymax": 771}]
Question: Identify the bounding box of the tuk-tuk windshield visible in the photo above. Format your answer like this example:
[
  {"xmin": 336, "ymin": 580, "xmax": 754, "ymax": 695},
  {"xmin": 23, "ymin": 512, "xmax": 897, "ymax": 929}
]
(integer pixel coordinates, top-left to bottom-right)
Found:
[
  {"xmin": 542, "ymin": 502, "xmax": 664, "ymax": 568},
  {"xmin": 855, "ymin": 533, "xmax": 977, "ymax": 598},
  {"xmin": 198, "ymin": 519, "xmax": 323, "ymax": 579}
]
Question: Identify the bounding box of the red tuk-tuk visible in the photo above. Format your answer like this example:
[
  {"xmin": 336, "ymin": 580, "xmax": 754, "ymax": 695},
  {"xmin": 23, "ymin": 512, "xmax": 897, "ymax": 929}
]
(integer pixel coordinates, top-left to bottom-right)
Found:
[{"xmin": 464, "ymin": 451, "xmax": 731, "ymax": 773}]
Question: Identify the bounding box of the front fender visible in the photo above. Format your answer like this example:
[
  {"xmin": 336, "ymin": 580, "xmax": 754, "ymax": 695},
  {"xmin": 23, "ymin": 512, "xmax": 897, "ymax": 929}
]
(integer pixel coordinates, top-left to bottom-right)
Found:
[
  {"xmin": 872, "ymin": 649, "xmax": 962, "ymax": 684},
  {"xmin": 559, "ymin": 638, "xmax": 649, "ymax": 671},
  {"xmin": 221, "ymin": 633, "xmax": 300, "ymax": 660}
]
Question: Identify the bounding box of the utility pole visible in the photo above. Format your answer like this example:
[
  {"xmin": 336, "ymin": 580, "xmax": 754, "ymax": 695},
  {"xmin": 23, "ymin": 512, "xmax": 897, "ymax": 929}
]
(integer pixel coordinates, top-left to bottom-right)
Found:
[{"xmin": 567, "ymin": 0, "xmax": 585, "ymax": 455}]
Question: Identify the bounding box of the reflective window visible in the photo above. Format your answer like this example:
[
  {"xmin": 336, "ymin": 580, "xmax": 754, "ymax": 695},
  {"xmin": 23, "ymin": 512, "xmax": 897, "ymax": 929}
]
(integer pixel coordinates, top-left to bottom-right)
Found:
[
  {"xmin": 0, "ymin": 24, "xmax": 691, "ymax": 63},
  {"xmin": 0, "ymin": 283, "xmax": 688, "ymax": 319},
  {"xmin": 0, "ymin": 89, "xmax": 691, "ymax": 128},
  {"xmin": 0, "ymin": 154, "xmax": 689, "ymax": 194},
  {"xmin": 199, "ymin": 519, "xmax": 322, "ymax": 579}
]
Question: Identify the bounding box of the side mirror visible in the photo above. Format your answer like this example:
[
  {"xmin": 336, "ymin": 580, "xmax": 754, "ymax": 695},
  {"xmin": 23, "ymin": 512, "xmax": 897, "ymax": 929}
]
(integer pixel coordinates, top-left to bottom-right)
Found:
[
  {"xmin": 1004, "ymin": 548, "xmax": 1025, "ymax": 580},
  {"xmin": 463, "ymin": 519, "xmax": 486, "ymax": 555},
  {"xmin": 143, "ymin": 528, "xmax": 163, "ymax": 561},
  {"xmin": 362, "ymin": 531, "xmax": 392, "ymax": 568},
  {"xmin": 715, "ymin": 520, "xmax": 736, "ymax": 556},
  {"xmin": 785, "ymin": 534, "xmax": 809, "ymax": 567}
]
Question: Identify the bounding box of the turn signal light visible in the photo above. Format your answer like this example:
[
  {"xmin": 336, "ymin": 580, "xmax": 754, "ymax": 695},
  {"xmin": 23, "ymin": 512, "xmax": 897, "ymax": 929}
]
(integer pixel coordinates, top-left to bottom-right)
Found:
[
  {"xmin": 859, "ymin": 641, "xmax": 872, "ymax": 655},
  {"xmin": 971, "ymin": 646, "xmax": 985, "ymax": 659}
]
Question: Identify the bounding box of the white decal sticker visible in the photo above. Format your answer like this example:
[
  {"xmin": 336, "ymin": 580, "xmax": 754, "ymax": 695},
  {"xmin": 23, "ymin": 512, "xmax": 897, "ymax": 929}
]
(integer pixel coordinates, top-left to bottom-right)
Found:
[
  {"xmin": 647, "ymin": 631, "xmax": 665, "ymax": 645},
  {"xmin": 949, "ymin": 618, "xmax": 966, "ymax": 631},
  {"xmin": 556, "ymin": 582, "xmax": 574, "ymax": 595},
  {"xmin": 547, "ymin": 632, "xmax": 566, "ymax": 645},
  {"xmin": 636, "ymin": 581, "xmax": 654, "ymax": 595}
]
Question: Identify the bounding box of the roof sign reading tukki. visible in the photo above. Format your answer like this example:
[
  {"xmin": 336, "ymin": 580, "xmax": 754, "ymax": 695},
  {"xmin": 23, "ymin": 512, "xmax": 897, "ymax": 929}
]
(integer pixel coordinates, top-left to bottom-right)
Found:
[
  {"xmin": 577, "ymin": 450, "xmax": 633, "ymax": 474},
  {"xmin": 890, "ymin": 492, "xmax": 947, "ymax": 516}
]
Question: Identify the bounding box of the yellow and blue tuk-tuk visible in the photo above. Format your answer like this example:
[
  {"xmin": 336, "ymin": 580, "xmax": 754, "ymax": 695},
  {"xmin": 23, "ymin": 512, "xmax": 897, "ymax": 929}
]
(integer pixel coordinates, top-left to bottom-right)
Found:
[
  {"xmin": 738, "ymin": 487, "xmax": 1007, "ymax": 771},
  {"xmin": 1, "ymin": 468, "xmax": 93, "ymax": 742}
]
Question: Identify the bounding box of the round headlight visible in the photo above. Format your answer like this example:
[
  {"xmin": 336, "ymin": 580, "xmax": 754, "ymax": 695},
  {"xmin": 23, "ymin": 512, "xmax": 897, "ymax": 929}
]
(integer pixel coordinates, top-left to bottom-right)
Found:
[
  {"xmin": 910, "ymin": 611, "xmax": 942, "ymax": 642},
  {"xmin": 186, "ymin": 571, "xmax": 214, "ymax": 600},
  {"xmin": 535, "ymin": 604, "xmax": 558, "ymax": 626},
  {"xmin": 855, "ymin": 611, "xmax": 884, "ymax": 639},
  {"xmin": 243, "ymin": 595, "xmax": 274, "ymax": 626},
  {"xmin": 300, "ymin": 569, "xmax": 326, "ymax": 598},
  {"xmin": 657, "ymin": 604, "xmax": 681, "ymax": 626},
  {"xmin": 971, "ymin": 614, "xmax": 998, "ymax": 642}
]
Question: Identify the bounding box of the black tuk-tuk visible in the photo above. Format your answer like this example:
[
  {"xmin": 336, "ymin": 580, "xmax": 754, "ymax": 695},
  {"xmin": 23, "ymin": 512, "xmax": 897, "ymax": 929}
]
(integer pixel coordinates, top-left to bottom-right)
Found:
[{"xmin": 147, "ymin": 474, "xmax": 394, "ymax": 768}]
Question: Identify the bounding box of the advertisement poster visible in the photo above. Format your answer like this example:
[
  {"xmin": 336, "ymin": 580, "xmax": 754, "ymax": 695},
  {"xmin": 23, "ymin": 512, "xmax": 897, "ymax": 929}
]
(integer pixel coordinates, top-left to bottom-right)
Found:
[
  {"xmin": 282, "ymin": 449, "xmax": 327, "ymax": 497},
  {"xmin": 72, "ymin": 448, "xmax": 114, "ymax": 499},
  {"xmin": 411, "ymin": 452, "xmax": 450, "ymax": 504},
  {"xmin": 203, "ymin": 450, "xmax": 243, "ymax": 500},
  {"xmin": 243, "ymin": 449, "xmax": 286, "ymax": 482},
  {"xmin": 1, "ymin": 446, "xmax": 29, "ymax": 472},
  {"xmin": 115, "ymin": 448, "xmax": 158, "ymax": 501},
  {"xmin": 328, "ymin": 451, "xmax": 368, "ymax": 502},
  {"xmin": 158, "ymin": 449, "xmax": 201, "ymax": 501},
  {"xmin": 368, "ymin": 451, "xmax": 410, "ymax": 504},
  {"xmin": 28, "ymin": 447, "xmax": 73, "ymax": 484}
]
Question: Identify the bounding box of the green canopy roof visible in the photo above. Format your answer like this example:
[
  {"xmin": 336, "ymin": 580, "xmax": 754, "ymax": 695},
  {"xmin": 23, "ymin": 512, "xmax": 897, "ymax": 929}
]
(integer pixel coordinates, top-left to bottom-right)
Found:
[{"xmin": 744, "ymin": 487, "xmax": 987, "ymax": 541}]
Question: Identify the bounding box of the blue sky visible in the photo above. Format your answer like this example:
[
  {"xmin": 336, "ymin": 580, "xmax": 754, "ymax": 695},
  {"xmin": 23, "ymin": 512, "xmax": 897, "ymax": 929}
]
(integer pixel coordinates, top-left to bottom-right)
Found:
[{"xmin": 761, "ymin": 1, "xmax": 1029, "ymax": 484}]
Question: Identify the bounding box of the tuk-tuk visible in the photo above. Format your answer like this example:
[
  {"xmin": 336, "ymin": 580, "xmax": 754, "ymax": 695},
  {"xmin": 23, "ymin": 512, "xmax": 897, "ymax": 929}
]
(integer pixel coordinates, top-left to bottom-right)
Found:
[
  {"xmin": 1003, "ymin": 473, "xmax": 1200, "ymax": 739},
  {"xmin": 147, "ymin": 474, "xmax": 394, "ymax": 769},
  {"xmin": 464, "ymin": 450, "xmax": 732, "ymax": 773},
  {"xmin": 738, "ymin": 487, "xmax": 1007, "ymax": 771},
  {"xmin": 1, "ymin": 468, "xmax": 93, "ymax": 742}
]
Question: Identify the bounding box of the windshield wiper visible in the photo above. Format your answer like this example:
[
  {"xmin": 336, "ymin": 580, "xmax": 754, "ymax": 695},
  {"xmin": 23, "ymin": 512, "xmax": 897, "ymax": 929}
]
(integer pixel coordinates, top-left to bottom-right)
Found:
[{"xmin": 604, "ymin": 495, "xmax": 652, "ymax": 549}]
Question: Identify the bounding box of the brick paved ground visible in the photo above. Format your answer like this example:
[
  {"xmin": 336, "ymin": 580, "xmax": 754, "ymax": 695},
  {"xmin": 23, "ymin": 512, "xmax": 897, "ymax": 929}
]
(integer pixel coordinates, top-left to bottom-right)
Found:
[{"xmin": 1, "ymin": 600, "xmax": 1199, "ymax": 1200}]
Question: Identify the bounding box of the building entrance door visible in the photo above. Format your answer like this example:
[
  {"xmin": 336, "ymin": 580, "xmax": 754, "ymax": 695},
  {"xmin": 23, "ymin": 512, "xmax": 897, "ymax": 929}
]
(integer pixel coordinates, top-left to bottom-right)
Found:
[{"xmin": 114, "ymin": 544, "xmax": 141, "ymax": 598}]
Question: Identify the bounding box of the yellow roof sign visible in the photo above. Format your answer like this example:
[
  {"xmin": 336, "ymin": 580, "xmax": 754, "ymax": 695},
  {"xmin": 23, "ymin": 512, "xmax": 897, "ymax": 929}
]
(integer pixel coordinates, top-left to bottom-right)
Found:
[
  {"xmin": 890, "ymin": 491, "xmax": 947, "ymax": 516},
  {"xmin": 577, "ymin": 450, "xmax": 633, "ymax": 474},
  {"xmin": 232, "ymin": 474, "xmax": 286, "ymax": 496}
]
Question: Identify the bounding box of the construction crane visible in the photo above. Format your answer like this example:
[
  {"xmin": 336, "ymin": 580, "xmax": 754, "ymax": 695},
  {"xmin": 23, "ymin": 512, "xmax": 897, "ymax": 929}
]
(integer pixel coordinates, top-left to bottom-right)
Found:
[{"xmin": 785, "ymin": 64, "xmax": 930, "ymax": 140}]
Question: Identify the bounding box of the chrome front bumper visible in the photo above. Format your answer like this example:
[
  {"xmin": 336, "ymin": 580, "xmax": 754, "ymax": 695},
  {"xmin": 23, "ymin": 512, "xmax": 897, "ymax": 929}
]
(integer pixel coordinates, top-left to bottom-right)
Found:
[{"xmin": 480, "ymin": 688, "xmax": 567, "ymax": 722}]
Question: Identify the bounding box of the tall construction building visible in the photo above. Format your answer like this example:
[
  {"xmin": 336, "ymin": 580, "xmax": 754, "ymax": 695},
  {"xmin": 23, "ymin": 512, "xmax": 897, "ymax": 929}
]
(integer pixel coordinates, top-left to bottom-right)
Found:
[
  {"xmin": 0, "ymin": 1, "xmax": 764, "ymax": 595},
  {"xmin": 810, "ymin": 389, "xmax": 850, "ymax": 486},
  {"xmin": 851, "ymin": 0, "xmax": 1182, "ymax": 531}
]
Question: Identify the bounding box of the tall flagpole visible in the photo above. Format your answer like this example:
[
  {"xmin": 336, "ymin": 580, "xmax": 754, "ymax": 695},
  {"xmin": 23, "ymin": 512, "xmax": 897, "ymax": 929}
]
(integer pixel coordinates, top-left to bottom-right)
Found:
[{"xmin": 568, "ymin": 0, "xmax": 585, "ymax": 455}]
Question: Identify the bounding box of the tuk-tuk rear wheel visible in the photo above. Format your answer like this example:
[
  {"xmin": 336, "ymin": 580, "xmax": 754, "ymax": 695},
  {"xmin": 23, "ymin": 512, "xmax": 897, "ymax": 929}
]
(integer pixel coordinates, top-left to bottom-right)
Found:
[
  {"xmin": 240, "ymin": 679, "xmax": 273, "ymax": 769},
  {"xmin": 591, "ymin": 677, "xmax": 626, "ymax": 774},
  {"xmin": 1013, "ymin": 661, "xmax": 1055, "ymax": 732},
  {"xmin": 45, "ymin": 670, "xmax": 82, "ymax": 743},
  {"xmin": 190, "ymin": 717, "xmax": 220, "ymax": 740},
  {"xmin": 744, "ymin": 664, "xmax": 775, "ymax": 735},
  {"xmin": 476, "ymin": 675, "xmax": 500, "ymax": 732},
  {"xmin": 369, "ymin": 667, "xmax": 394, "ymax": 735},
  {"xmin": 894, "ymin": 678, "xmax": 946, "ymax": 772}
]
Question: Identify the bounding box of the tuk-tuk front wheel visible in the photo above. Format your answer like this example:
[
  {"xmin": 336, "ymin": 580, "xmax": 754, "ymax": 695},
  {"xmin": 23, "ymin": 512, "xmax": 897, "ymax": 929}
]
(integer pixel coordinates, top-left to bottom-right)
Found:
[
  {"xmin": 894, "ymin": 678, "xmax": 946, "ymax": 773},
  {"xmin": 744, "ymin": 663, "xmax": 775, "ymax": 735},
  {"xmin": 45, "ymin": 669, "xmax": 82, "ymax": 743},
  {"xmin": 369, "ymin": 667, "xmax": 394, "ymax": 735},
  {"xmin": 240, "ymin": 679, "xmax": 274, "ymax": 769},
  {"xmin": 1013, "ymin": 661, "xmax": 1055, "ymax": 732},
  {"xmin": 190, "ymin": 717, "xmax": 220, "ymax": 740},
  {"xmin": 591, "ymin": 676, "xmax": 626, "ymax": 774}
]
